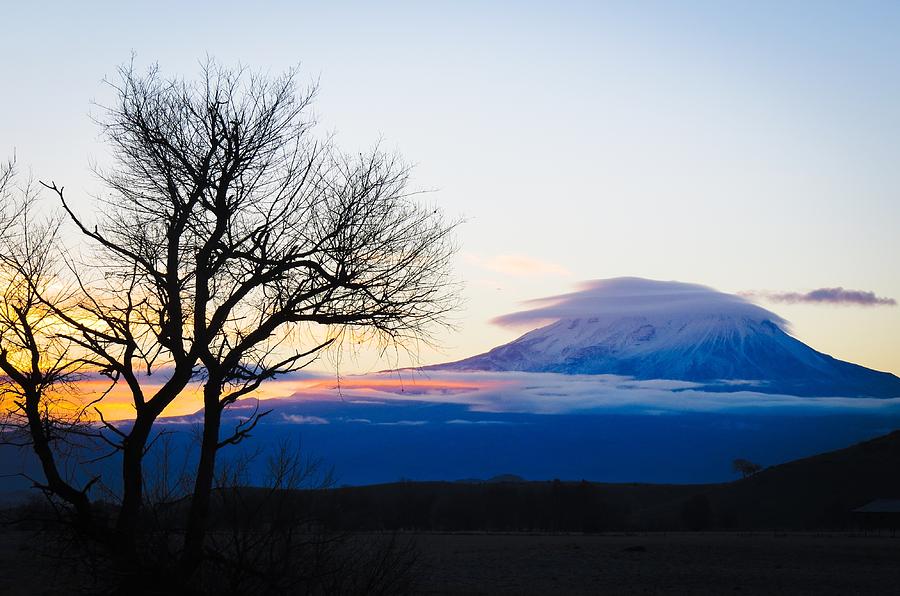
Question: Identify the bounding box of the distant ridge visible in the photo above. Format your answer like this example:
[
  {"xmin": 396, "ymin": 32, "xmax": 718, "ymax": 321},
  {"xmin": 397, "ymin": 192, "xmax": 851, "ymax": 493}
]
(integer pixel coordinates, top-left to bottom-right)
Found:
[
  {"xmin": 312, "ymin": 429, "xmax": 900, "ymax": 531},
  {"xmin": 430, "ymin": 278, "xmax": 900, "ymax": 398},
  {"xmin": 454, "ymin": 474, "xmax": 526, "ymax": 484}
]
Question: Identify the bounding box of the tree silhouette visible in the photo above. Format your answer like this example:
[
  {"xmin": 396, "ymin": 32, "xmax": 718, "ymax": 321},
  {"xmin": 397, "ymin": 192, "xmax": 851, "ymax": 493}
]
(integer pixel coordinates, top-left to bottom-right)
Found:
[
  {"xmin": 0, "ymin": 163, "xmax": 101, "ymax": 535},
  {"xmin": 1, "ymin": 59, "xmax": 457, "ymax": 591},
  {"xmin": 732, "ymin": 458, "xmax": 763, "ymax": 478}
]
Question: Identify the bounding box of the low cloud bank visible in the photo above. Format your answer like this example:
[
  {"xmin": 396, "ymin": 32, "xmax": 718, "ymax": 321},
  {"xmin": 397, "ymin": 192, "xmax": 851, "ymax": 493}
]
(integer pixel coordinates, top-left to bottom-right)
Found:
[{"xmin": 266, "ymin": 370, "xmax": 900, "ymax": 417}]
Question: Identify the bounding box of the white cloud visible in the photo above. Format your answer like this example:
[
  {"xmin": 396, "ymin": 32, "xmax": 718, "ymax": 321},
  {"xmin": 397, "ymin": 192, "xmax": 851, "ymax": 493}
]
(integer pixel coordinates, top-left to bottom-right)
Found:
[
  {"xmin": 280, "ymin": 414, "xmax": 329, "ymax": 424},
  {"xmin": 492, "ymin": 277, "xmax": 785, "ymax": 328},
  {"xmin": 342, "ymin": 418, "xmax": 427, "ymax": 426},
  {"xmin": 445, "ymin": 419, "xmax": 517, "ymax": 425}
]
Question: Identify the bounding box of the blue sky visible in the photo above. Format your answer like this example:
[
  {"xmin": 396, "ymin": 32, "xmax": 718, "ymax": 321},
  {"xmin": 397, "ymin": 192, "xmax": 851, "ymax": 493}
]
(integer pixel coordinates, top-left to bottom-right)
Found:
[{"xmin": 2, "ymin": 1, "xmax": 899, "ymax": 373}]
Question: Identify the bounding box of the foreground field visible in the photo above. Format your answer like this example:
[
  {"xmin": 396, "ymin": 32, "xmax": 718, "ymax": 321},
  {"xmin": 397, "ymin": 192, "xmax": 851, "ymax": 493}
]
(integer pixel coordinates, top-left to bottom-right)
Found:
[
  {"xmin": 2, "ymin": 529, "xmax": 899, "ymax": 594},
  {"xmin": 414, "ymin": 532, "xmax": 900, "ymax": 595}
]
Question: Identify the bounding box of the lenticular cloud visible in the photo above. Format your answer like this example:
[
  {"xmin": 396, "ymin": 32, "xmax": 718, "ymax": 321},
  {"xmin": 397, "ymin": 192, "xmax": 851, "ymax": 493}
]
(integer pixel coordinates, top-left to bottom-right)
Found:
[
  {"xmin": 745, "ymin": 287, "xmax": 897, "ymax": 307},
  {"xmin": 491, "ymin": 277, "xmax": 785, "ymax": 329}
]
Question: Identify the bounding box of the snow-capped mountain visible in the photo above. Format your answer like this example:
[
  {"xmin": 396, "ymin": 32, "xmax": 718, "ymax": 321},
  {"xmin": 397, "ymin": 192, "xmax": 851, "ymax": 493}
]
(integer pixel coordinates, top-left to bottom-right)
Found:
[{"xmin": 432, "ymin": 278, "xmax": 900, "ymax": 398}]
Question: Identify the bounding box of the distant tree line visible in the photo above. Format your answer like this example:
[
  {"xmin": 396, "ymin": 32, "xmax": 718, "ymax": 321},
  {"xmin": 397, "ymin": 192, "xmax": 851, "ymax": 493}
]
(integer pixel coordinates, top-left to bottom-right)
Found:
[{"xmin": 284, "ymin": 476, "xmax": 875, "ymax": 534}]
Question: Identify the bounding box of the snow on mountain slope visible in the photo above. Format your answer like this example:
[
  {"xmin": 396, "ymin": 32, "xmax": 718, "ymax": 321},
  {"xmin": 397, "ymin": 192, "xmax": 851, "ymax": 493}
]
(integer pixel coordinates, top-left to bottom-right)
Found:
[{"xmin": 432, "ymin": 278, "xmax": 900, "ymax": 398}]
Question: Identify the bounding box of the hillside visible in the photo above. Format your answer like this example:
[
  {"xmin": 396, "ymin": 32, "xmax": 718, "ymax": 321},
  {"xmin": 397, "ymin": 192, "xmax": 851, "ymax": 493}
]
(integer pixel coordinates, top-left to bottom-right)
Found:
[
  {"xmin": 304, "ymin": 429, "xmax": 900, "ymax": 531},
  {"xmin": 708, "ymin": 428, "xmax": 900, "ymax": 528}
]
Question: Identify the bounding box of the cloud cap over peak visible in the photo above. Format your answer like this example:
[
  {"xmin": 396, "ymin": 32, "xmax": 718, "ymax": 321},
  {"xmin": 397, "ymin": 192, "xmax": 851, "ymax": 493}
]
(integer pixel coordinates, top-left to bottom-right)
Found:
[{"xmin": 491, "ymin": 277, "xmax": 785, "ymax": 329}]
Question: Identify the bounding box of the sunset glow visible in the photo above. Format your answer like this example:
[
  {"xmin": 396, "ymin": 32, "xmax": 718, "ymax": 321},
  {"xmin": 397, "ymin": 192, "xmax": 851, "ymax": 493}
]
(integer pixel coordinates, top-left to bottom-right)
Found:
[{"xmin": 3, "ymin": 4, "xmax": 900, "ymax": 592}]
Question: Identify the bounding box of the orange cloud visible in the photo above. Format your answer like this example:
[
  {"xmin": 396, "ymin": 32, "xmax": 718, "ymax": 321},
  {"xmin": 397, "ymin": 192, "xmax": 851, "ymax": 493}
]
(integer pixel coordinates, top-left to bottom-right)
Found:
[
  {"xmin": 463, "ymin": 253, "xmax": 571, "ymax": 278},
  {"xmin": 67, "ymin": 373, "xmax": 505, "ymax": 422},
  {"xmin": 300, "ymin": 376, "xmax": 486, "ymax": 394}
]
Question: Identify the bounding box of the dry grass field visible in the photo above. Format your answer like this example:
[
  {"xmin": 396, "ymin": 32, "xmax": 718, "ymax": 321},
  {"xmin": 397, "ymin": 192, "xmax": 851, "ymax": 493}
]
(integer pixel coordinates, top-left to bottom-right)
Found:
[
  {"xmin": 414, "ymin": 532, "xmax": 900, "ymax": 595},
  {"xmin": 2, "ymin": 529, "xmax": 899, "ymax": 594}
]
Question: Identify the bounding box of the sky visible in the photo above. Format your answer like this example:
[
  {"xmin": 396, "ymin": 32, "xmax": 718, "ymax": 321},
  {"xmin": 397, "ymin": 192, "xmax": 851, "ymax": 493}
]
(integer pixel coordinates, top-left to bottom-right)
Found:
[{"xmin": 2, "ymin": 0, "xmax": 899, "ymax": 376}]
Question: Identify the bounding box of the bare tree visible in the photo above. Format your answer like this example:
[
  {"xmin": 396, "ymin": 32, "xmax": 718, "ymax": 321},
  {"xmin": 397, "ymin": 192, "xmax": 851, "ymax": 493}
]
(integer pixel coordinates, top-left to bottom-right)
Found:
[
  {"xmin": 0, "ymin": 165, "xmax": 103, "ymax": 537},
  {"xmin": 3, "ymin": 58, "xmax": 458, "ymax": 590}
]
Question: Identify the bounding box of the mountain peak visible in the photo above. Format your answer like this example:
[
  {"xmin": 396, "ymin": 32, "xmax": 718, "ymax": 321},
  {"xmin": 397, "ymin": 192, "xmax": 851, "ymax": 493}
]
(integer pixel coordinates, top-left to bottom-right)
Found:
[{"xmin": 433, "ymin": 278, "xmax": 900, "ymax": 398}]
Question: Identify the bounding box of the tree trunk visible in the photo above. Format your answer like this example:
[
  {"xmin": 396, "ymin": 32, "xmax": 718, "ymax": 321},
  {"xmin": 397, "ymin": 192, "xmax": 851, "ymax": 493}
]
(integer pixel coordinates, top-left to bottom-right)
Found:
[
  {"xmin": 180, "ymin": 386, "xmax": 223, "ymax": 580},
  {"xmin": 115, "ymin": 413, "xmax": 153, "ymax": 556},
  {"xmin": 23, "ymin": 389, "xmax": 96, "ymax": 531}
]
